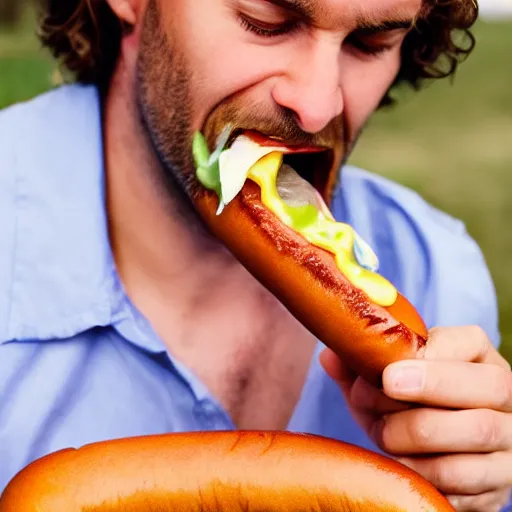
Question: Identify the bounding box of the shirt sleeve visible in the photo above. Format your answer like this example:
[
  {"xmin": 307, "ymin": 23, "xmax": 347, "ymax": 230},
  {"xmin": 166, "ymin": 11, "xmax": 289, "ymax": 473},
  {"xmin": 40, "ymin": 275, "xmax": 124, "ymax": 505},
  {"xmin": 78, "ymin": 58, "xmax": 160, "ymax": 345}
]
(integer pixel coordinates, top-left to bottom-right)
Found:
[
  {"xmin": 503, "ymin": 492, "xmax": 512, "ymax": 512},
  {"xmin": 418, "ymin": 200, "xmax": 501, "ymax": 351},
  {"xmin": 0, "ymin": 102, "xmax": 19, "ymax": 343}
]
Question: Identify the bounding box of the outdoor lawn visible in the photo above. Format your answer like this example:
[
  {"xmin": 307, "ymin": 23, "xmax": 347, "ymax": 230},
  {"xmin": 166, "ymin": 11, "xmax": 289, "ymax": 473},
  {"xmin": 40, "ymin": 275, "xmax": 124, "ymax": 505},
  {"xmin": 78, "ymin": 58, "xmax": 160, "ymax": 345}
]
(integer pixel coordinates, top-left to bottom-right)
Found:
[{"xmin": 2, "ymin": 10, "xmax": 511, "ymax": 362}]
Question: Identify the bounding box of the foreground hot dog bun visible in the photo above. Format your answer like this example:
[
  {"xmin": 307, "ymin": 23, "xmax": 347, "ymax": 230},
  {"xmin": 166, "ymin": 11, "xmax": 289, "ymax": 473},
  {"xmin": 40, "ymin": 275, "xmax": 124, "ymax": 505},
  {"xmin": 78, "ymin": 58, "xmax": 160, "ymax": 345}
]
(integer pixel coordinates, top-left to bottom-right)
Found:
[{"xmin": 0, "ymin": 431, "xmax": 454, "ymax": 511}]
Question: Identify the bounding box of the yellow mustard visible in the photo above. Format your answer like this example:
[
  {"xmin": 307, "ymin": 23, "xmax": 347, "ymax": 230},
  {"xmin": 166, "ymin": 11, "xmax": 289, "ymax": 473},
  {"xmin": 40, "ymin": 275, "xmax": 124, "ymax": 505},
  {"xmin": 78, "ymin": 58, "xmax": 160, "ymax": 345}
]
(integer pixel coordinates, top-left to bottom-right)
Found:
[{"xmin": 246, "ymin": 152, "xmax": 398, "ymax": 307}]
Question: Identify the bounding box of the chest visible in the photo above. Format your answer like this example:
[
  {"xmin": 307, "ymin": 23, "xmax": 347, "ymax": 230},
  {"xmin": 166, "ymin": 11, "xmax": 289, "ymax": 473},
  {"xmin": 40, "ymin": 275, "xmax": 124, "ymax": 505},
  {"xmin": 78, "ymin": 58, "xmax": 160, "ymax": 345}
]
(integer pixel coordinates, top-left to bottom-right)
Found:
[
  {"xmin": 1, "ymin": 331, "xmax": 368, "ymax": 493},
  {"xmin": 165, "ymin": 313, "xmax": 319, "ymax": 430}
]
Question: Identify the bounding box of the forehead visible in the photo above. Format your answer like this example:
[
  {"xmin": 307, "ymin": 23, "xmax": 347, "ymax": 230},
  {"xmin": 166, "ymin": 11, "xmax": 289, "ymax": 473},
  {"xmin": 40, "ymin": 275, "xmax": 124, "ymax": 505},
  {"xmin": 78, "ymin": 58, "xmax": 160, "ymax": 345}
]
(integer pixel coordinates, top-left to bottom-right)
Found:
[{"xmin": 286, "ymin": 0, "xmax": 424, "ymax": 27}]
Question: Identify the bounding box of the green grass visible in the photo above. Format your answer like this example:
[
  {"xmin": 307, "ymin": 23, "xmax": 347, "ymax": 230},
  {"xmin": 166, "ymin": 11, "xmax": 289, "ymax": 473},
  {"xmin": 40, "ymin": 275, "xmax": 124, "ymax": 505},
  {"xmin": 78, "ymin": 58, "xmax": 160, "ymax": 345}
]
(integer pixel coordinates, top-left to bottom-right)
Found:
[
  {"xmin": 1, "ymin": 13, "xmax": 512, "ymax": 362},
  {"xmin": 0, "ymin": 10, "xmax": 55, "ymax": 108}
]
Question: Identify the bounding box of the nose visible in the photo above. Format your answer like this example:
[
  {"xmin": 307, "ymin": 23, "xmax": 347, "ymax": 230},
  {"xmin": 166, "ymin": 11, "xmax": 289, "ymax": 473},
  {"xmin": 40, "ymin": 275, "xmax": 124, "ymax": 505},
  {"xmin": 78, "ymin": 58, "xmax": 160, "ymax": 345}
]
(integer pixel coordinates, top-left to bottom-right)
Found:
[{"xmin": 271, "ymin": 41, "xmax": 343, "ymax": 134}]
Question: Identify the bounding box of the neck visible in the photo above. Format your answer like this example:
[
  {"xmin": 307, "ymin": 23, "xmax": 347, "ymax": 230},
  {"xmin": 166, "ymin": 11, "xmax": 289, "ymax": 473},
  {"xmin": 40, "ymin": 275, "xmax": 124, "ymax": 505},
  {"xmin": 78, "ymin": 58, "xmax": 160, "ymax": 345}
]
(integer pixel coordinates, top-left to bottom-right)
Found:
[
  {"xmin": 102, "ymin": 59, "xmax": 284, "ymax": 345},
  {"xmin": 101, "ymin": 62, "xmax": 317, "ymax": 429}
]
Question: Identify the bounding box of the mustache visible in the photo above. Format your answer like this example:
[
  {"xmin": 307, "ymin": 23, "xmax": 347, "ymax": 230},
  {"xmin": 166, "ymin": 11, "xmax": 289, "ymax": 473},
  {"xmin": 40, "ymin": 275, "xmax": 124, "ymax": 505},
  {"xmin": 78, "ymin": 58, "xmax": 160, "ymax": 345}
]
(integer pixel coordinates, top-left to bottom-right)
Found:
[{"xmin": 202, "ymin": 96, "xmax": 344, "ymax": 152}]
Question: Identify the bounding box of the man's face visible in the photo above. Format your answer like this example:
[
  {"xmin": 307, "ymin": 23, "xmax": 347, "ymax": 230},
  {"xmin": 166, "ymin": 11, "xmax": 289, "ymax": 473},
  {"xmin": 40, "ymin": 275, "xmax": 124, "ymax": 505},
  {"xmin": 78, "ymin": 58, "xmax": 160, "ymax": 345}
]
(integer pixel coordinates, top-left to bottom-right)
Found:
[{"xmin": 134, "ymin": 0, "xmax": 422, "ymax": 206}]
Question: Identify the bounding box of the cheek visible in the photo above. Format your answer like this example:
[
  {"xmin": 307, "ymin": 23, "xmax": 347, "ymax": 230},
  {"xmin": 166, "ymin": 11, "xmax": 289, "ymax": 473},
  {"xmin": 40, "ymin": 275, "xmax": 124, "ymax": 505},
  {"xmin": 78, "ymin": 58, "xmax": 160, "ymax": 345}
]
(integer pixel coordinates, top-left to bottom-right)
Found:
[
  {"xmin": 160, "ymin": 1, "xmax": 286, "ymax": 128},
  {"xmin": 341, "ymin": 50, "xmax": 401, "ymax": 133}
]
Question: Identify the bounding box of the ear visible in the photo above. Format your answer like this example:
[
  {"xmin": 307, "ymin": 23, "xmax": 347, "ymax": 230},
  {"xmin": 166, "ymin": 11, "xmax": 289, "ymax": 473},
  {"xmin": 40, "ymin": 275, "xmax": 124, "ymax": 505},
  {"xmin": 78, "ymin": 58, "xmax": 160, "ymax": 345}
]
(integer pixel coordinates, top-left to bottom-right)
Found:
[{"xmin": 105, "ymin": 0, "xmax": 138, "ymax": 26}]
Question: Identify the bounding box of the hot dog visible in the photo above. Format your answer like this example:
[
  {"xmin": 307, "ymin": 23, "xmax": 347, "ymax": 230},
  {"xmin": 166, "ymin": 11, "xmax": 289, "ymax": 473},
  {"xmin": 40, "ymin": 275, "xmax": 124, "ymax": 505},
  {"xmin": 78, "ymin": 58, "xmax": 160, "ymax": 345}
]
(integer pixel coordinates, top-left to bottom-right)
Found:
[
  {"xmin": 191, "ymin": 128, "xmax": 428, "ymax": 386},
  {"xmin": 0, "ymin": 430, "xmax": 455, "ymax": 511}
]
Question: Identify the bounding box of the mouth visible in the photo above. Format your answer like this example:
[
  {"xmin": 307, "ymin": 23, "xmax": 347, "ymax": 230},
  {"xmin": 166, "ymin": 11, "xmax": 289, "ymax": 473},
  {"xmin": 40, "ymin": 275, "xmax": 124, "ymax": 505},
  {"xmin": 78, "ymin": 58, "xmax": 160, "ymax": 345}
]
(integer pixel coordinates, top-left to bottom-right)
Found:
[
  {"xmin": 193, "ymin": 125, "xmax": 338, "ymax": 219},
  {"xmin": 226, "ymin": 129, "xmax": 336, "ymax": 204},
  {"xmin": 192, "ymin": 125, "xmax": 381, "ymax": 277},
  {"xmin": 281, "ymin": 150, "xmax": 334, "ymax": 202}
]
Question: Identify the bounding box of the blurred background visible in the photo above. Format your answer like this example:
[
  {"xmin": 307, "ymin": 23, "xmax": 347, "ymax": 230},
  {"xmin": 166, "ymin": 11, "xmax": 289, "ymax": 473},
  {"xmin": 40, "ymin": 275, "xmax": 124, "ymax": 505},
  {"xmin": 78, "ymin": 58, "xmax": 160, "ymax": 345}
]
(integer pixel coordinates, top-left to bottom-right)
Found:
[{"xmin": 1, "ymin": 2, "xmax": 511, "ymax": 362}]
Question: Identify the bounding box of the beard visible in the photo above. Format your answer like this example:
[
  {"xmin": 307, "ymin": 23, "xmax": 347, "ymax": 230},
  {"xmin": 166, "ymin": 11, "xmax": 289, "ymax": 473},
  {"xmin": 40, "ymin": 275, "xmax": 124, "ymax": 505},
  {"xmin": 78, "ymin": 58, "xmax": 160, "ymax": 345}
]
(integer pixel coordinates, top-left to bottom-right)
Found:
[
  {"xmin": 134, "ymin": 0, "xmax": 356, "ymax": 230},
  {"xmin": 135, "ymin": 0, "xmax": 196, "ymax": 212}
]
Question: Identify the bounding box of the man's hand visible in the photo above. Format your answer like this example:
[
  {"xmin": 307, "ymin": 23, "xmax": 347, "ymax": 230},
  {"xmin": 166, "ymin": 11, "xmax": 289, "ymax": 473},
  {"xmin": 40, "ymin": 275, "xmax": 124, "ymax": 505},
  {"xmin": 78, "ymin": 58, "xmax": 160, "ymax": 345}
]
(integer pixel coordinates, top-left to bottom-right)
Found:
[{"xmin": 320, "ymin": 326, "xmax": 512, "ymax": 511}]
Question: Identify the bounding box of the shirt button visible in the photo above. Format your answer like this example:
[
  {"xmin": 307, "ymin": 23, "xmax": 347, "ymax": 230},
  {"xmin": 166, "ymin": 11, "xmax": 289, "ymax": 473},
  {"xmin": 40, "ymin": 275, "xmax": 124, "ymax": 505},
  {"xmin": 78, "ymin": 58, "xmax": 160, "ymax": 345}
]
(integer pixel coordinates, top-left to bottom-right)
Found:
[
  {"xmin": 201, "ymin": 400, "xmax": 217, "ymax": 414},
  {"xmin": 194, "ymin": 400, "xmax": 216, "ymax": 428}
]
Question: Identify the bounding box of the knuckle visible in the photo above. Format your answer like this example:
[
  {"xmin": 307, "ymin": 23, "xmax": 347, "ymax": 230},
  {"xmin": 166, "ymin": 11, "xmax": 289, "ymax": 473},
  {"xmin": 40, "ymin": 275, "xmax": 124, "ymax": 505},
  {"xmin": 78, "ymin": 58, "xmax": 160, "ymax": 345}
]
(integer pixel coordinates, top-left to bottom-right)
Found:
[
  {"xmin": 434, "ymin": 457, "xmax": 485, "ymax": 494},
  {"xmin": 408, "ymin": 411, "xmax": 433, "ymax": 448},
  {"xmin": 469, "ymin": 324, "xmax": 488, "ymax": 340},
  {"xmin": 431, "ymin": 457, "xmax": 459, "ymax": 488},
  {"xmin": 469, "ymin": 324, "xmax": 491, "ymax": 355},
  {"xmin": 491, "ymin": 367, "xmax": 512, "ymax": 410},
  {"xmin": 472, "ymin": 410, "xmax": 502, "ymax": 449}
]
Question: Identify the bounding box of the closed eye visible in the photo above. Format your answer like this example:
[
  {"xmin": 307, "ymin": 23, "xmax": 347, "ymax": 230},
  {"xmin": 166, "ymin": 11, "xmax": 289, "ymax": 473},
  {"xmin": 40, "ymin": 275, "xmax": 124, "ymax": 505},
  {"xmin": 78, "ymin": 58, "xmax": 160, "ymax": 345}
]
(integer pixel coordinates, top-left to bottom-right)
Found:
[
  {"xmin": 238, "ymin": 13, "xmax": 301, "ymax": 38},
  {"xmin": 345, "ymin": 33, "xmax": 395, "ymax": 56},
  {"xmin": 345, "ymin": 25, "xmax": 411, "ymax": 57}
]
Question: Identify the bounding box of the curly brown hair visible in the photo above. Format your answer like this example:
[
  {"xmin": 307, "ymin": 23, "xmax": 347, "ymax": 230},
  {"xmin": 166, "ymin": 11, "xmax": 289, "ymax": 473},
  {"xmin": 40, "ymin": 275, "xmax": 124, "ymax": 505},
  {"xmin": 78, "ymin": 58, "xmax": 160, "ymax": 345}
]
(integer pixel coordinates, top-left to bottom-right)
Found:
[{"xmin": 35, "ymin": 0, "xmax": 479, "ymax": 101}]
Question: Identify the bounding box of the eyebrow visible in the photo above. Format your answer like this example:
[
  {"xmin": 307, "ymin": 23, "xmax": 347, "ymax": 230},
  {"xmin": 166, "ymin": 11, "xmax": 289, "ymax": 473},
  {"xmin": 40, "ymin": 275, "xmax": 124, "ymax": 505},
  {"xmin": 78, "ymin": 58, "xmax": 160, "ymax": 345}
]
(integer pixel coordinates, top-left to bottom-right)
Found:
[
  {"xmin": 265, "ymin": 0, "xmax": 315, "ymax": 21},
  {"xmin": 355, "ymin": 18, "xmax": 415, "ymax": 33},
  {"xmin": 264, "ymin": 0, "xmax": 417, "ymax": 32}
]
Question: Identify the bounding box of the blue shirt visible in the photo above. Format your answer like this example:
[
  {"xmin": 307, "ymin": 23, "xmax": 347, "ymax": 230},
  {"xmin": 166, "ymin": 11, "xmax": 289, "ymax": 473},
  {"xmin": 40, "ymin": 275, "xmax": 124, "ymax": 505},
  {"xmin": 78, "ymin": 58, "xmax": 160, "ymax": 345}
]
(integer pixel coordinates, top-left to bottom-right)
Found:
[{"xmin": 0, "ymin": 85, "xmax": 506, "ymax": 505}]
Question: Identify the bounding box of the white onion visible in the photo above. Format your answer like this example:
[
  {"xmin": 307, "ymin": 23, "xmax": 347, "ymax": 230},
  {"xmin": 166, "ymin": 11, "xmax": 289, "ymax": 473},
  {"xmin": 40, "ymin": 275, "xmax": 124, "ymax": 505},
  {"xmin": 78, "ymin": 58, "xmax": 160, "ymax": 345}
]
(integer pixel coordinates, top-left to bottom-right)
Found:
[
  {"xmin": 219, "ymin": 135, "xmax": 287, "ymax": 205},
  {"xmin": 276, "ymin": 164, "xmax": 323, "ymax": 209}
]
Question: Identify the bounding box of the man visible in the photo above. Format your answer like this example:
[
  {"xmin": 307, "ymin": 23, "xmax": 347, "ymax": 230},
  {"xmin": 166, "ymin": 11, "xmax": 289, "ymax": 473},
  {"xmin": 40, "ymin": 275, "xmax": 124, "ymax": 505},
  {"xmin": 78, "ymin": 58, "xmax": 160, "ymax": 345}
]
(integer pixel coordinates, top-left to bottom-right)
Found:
[{"xmin": 0, "ymin": 0, "xmax": 511, "ymax": 509}]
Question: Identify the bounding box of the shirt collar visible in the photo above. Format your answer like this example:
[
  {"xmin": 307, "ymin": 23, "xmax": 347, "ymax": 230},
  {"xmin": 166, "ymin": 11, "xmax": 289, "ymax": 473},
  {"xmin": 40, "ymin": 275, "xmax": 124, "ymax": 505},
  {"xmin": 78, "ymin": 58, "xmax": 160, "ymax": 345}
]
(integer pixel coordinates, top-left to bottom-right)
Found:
[{"xmin": 3, "ymin": 84, "xmax": 145, "ymax": 345}]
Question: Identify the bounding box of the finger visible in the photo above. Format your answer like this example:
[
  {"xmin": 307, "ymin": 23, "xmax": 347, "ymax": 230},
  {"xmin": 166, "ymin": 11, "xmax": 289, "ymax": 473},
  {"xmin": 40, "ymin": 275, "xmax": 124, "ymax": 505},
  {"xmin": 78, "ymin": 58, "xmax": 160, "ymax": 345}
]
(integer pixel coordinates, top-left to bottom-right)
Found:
[
  {"xmin": 383, "ymin": 360, "xmax": 512, "ymax": 412},
  {"xmin": 373, "ymin": 408, "xmax": 512, "ymax": 455},
  {"xmin": 350, "ymin": 375, "xmax": 411, "ymax": 414},
  {"xmin": 319, "ymin": 348, "xmax": 379, "ymax": 433},
  {"xmin": 319, "ymin": 349, "xmax": 376, "ymax": 432},
  {"xmin": 447, "ymin": 488, "xmax": 512, "ymax": 512},
  {"xmin": 396, "ymin": 451, "xmax": 512, "ymax": 495},
  {"xmin": 319, "ymin": 348, "xmax": 357, "ymax": 395},
  {"xmin": 320, "ymin": 348, "xmax": 411, "ymax": 413},
  {"xmin": 425, "ymin": 326, "xmax": 510, "ymax": 370}
]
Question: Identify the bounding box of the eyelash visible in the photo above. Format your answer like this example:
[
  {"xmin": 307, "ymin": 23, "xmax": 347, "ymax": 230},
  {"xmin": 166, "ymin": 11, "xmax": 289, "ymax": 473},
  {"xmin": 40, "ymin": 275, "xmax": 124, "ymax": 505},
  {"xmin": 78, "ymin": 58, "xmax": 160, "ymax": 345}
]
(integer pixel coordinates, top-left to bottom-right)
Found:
[
  {"xmin": 346, "ymin": 35, "xmax": 394, "ymax": 57},
  {"xmin": 238, "ymin": 15, "xmax": 299, "ymax": 38},
  {"xmin": 239, "ymin": 15, "xmax": 394, "ymax": 57}
]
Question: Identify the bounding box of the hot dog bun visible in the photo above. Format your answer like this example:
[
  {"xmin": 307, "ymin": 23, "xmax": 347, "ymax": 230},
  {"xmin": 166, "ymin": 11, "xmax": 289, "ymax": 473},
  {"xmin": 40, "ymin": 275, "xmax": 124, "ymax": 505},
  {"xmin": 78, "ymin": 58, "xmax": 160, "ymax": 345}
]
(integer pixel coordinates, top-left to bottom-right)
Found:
[
  {"xmin": 0, "ymin": 431, "xmax": 454, "ymax": 511},
  {"xmin": 193, "ymin": 181, "xmax": 428, "ymax": 386}
]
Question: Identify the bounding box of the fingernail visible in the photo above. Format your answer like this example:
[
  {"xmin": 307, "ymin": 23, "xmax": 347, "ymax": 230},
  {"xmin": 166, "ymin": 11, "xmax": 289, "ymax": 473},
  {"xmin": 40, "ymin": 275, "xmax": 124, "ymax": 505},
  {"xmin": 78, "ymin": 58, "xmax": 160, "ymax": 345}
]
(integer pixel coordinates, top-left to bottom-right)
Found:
[{"xmin": 389, "ymin": 365, "xmax": 424, "ymax": 392}]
